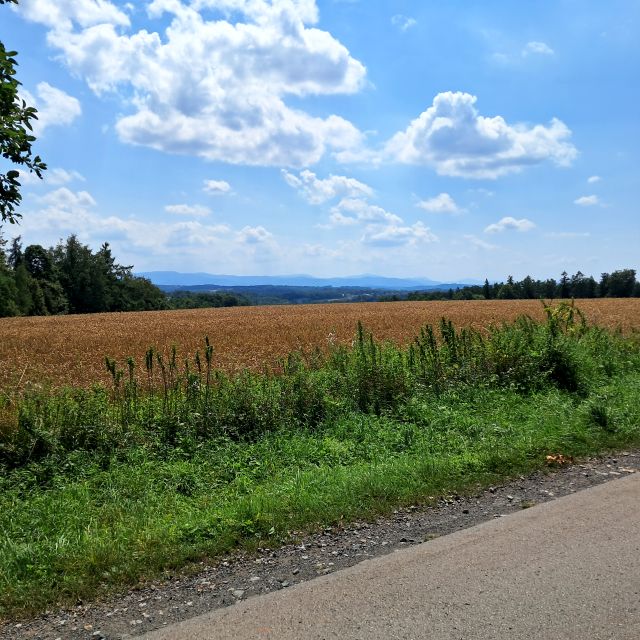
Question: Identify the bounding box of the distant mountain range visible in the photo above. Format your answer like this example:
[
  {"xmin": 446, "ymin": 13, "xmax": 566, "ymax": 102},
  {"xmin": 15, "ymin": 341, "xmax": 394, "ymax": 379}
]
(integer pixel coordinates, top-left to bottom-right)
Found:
[{"xmin": 137, "ymin": 271, "xmax": 481, "ymax": 291}]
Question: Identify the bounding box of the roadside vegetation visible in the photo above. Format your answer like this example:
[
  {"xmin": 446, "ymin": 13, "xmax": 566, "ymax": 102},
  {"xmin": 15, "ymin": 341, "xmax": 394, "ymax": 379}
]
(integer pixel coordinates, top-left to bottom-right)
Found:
[{"xmin": 1, "ymin": 301, "xmax": 639, "ymax": 618}]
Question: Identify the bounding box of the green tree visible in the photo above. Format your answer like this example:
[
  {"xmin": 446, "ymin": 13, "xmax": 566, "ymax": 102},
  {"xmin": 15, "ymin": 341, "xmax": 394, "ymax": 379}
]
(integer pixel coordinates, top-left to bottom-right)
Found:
[
  {"xmin": 55, "ymin": 235, "xmax": 95, "ymax": 313},
  {"xmin": 570, "ymin": 271, "xmax": 597, "ymax": 298},
  {"xmin": 482, "ymin": 278, "xmax": 492, "ymax": 299},
  {"xmin": 497, "ymin": 275, "xmax": 516, "ymax": 300},
  {"xmin": 521, "ymin": 275, "xmax": 535, "ymax": 299},
  {"xmin": 7, "ymin": 234, "xmax": 22, "ymax": 268},
  {"xmin": 24, "ymin": 243, "xmax": 68, "ymax": 313},
  {"xmin": 116, "ymin": 275, "xmax": 167, "ymax": 311},
  {"xmin": 13, "ymin": 261, "xmax": 32, "ymax": 314},
  {"xmin": 0, "ymin": 228, "xmax": 18, "ymax": 315},
  {"xmin": 23, "ymin": 243, "xmax": 51, "ymax": 278},
  {"xmin": 559, "ymin": 271, "xmax": 570, "ymax": 298},
  {"xmin": 606, "ymin": 269, "xmax": 637, "ymax": 298},
  {"xmin": 1, "ymin": 0, "xmax": 47, "ymax": 224}
]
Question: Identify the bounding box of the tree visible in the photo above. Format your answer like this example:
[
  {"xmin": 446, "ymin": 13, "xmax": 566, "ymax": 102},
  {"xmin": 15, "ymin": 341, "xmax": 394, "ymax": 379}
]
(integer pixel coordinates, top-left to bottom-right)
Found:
[
  {"xmin": 56, "ymin": 235, "xmax": 95, "ymax": 313},
  {"xmin": 541, "ymin": 278, "xmax": 557, "ymax": 299},
  {"xmin": 570, "ymin": 271, "xmax": 597, "ymax": 298},
  {"xmin": 7, "ymin": 234, "xmax": 22, "ymax": 268},
  {"xmin": 521, "ymin": 275, "xmax": 535, "ymax": 299},
  {"xmin": 13, "ymin": 261, "xmax": 32, "ymax": 313},
  {"xmin": 0, "ymin": 228, "xmax": 18, "ymax": 315},
  {"xmin": 482, "ymin": 278, "xmax": 492, "ymax": 300},
  {"xmin": 1, "ymin": 0, "xmax": 47, "ymax": 224},
  {"xmin": 24, "ymin": 243, "xmax": 52, "ymax": 280},
  {"xmin": 606, "ymin": 269, "xmax": 637, "ymax": 298},
  {"xmin": 559, "ymin": 271, "xmax": 570, "ymax": 298}
]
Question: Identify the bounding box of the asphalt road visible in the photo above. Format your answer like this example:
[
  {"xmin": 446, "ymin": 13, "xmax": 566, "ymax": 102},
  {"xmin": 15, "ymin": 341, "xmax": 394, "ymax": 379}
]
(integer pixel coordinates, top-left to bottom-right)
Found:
[{"xmin": 142, "ymin": 473, "xmax": 640, "ymax": 640}]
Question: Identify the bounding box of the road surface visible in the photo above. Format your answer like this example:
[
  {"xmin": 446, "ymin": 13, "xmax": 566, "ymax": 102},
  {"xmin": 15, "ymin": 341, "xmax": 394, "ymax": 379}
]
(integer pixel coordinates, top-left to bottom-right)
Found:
[{"xmin": 143, "ymin": 473, "xmax": 640, "ymax": 639}]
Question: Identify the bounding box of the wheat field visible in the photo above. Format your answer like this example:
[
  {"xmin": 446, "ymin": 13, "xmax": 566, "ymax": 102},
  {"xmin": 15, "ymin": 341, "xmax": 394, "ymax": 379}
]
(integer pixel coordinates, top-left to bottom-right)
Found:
[{"xmin": 1, "ymin": 299, "xmax": 639, "ymax": 391}]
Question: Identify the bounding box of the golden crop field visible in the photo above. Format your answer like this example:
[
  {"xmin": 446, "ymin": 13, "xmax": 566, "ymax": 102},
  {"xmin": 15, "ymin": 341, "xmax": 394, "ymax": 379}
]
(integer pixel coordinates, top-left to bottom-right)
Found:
[{"xmin": 1, "ymin": 299, "xmax": 639, "ymax": 391}]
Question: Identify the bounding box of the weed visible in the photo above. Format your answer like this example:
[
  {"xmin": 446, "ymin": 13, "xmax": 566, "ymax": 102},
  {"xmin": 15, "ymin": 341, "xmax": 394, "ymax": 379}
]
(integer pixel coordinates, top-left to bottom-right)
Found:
[{"xmin": 0, "ymin": 303, "xmax": 639, "ymax": 617}]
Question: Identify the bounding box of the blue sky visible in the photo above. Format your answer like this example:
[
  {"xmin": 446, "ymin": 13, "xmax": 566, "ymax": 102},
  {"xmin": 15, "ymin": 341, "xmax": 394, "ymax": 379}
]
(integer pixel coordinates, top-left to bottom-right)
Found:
[{"xmin": 1, "ymin": 0, "xmax": 638, "ymax": 281}]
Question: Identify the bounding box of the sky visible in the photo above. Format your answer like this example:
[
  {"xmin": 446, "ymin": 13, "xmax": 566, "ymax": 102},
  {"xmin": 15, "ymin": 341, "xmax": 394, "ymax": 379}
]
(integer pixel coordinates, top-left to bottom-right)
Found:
[{"xmin": 1, "ymin": 0, "xmax": 639, "ymax": 281}]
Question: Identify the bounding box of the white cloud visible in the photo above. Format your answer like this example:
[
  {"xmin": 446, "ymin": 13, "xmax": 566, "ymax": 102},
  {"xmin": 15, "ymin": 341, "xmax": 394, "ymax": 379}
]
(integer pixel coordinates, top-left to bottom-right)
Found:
[
  {"xmin": 327, "ymin": 198, "xmax": 402, "ymax": 227},
  {"xmin": 464, "ymin": 234, "xmax": 498, "ymax": 250},
  {"xmin": 302, "ymin": 243, "xmax": 340, "ymax": 258},
  {"xmin": 325, "ymin": 211, "xmax": 359, "ymax": 227},
  {"xmin": 20, "ymin": 82, "xmax": 81, "ymax": 136},
  {"xmin": 13, "ymin": 0, "xmax": 130, "ymax": 30},
  {"xmin": 362, "ymin": 221, "xmax": 437, "ymax": 247},
  {"xmin": 587, "ymin": 175, "xmax": 601, "ymax": 183},
  {"xmin": 282, "ymin": 169, "xmax": 373, "ymax": 204},
  {"xmin": 165, "ymin": 204, "xmax": 211, "ymax": 217},
  {"xmin": 391, "ymin": 14, "xmax": 417, "ymax": 32},
  {"xmin": 203, "ymin": 180, "xmax": 232, "ymax": 195},
  {"xmin": 484, "ymin": 216, "xmax": 535, "ymax": 233},
  {"xmin": 416, "ymin": 192, "xmax": 463, "ymax": 214},
  {"xmin": 384, "ymin": 92, "xmax": 576, "ymax": 179},
  {"xmin": 237, "ymin": 225, "xmax": 274, "ymax": 244},
  {"xmin": 523, "ymin": 41, "xmax": 554, "ymax": 56},
  {"xmin": 574, "ymin": 195, "xmax": 600, "ymax": 206},
  {"xmin": 11, "ymin": 187, "xmax": 279, "ymax": 268},
  {"xmin": 40, "ymin": 187, "xmax": 96, "ymax": 209},
  {"xmin": 46, "ymin": 168, "xmax": 86, "ymax": 186},
  {"xmin": 18, "ymin": 0, "xmax": 367, "ymax": 167},
  {"xmin": 163, "ymin": 220, "xmax": 231, "ymax": 246}
]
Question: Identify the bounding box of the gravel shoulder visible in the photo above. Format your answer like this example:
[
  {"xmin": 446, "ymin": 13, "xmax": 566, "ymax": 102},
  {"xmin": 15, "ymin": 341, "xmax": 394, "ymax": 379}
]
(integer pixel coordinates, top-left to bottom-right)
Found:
[{"xmin": 3, "ymin": 450, "xmax": 639, "ymax": 640}]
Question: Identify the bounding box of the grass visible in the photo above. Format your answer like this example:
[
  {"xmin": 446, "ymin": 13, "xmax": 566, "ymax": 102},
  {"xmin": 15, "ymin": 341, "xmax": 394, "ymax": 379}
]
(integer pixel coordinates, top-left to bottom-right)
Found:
[{"xmin": 1, "ymin": 301, "xmax": 640, "ymax": 618}]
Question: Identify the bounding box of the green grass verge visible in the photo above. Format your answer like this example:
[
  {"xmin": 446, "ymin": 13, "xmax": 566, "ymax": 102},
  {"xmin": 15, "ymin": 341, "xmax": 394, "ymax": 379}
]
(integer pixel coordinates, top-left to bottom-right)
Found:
[{"xmin": 1, "ymin": 303, "xmax": 640, "ymax": 618}]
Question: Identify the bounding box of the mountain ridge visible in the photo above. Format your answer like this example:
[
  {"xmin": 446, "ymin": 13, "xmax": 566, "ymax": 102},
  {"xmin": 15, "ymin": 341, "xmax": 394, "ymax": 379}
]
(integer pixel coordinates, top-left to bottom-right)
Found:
[{"xmin": 137, "ymin": 271, "xmax": 482, "ymax": 290}]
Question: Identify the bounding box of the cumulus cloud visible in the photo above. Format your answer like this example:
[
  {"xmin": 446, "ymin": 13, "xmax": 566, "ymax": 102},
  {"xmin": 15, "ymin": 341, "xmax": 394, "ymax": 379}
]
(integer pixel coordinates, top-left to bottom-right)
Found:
[
  {"xmin": 40, "ymin": 187, "xmax": 96, "ymax": 209},
  {"xmin": 282, "ymin": 169, "xmax": 373, "ymax": 204},
  {"xmin": 319, "ymin": 195, "xmax": 437, "ymax": 250},
  {"xmin": 362, "ymin": 221, "xmax": 437, "ymax": 247},
  {"xmin": 12, "ymin": 187, "xmax": 281, "ymax": 269},
  {"xmin": 302, "ymin": 243, "xmax": 340, "ymax": 258},
  {"xmin": 46, "ymin": 168, "xmax": 86, "ymax": 186},
  {"xmin": 391, "ymin": 14, "xmax": 417, "ymax": 32},
  {"xmin": 484, "ymin": 216, "xmax": 535, "ymax": 233},
  {"xmin": 237, "ymin": 225, "xmax": 274, "ymax": 244},
  {"xmin": 587, "ymin": 175, "xmax": 601, "ymax": 183},
  {"xmin": 574, "ymin": 195, "xmax": 600, "ymax": 206},
  {"xmin": 416, "ymin": 192, "xmax": 463, "ymax": 214},
  {"xmin": 523, "ymin": 41, "xmax": 554, "ymax": 56},
  {"xmin": 326, "ymin": 198, "xmax": 402, "ymax": 227},
  {"xmin": 12, "ymin": 0, "xmax": 130, "ymax": 30},
  {"xmin": 384, "ymin": 92, "xmax": 577, "ymax": 179},
  {"xmin": 16, "ymin": 0, "xmax": 367, "ymax": 167},
  {"xmin": 20, "ymin": 82, "xmax": 82, "ymax": 136},
  {"xmin": 203, "ymin": 180, "xmax": 232, "ymax": 195},
  {"xmin": 165, "ymin": 204, "xmax": 211, "ymax": 217}
]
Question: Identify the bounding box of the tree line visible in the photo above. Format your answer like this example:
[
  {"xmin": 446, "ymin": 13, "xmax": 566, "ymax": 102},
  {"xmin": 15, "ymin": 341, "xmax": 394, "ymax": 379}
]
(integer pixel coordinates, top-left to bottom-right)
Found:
[
  {"xmin": 0, "ymin": 233, "xmax": 253, "ymax": 317},
  {"xmin": 407, "ymin": 270, "xmax": 639, "ymax": 302},
  {"xmin": 0, "ymin": 233, "xmax": 166, "ymax": 316}
]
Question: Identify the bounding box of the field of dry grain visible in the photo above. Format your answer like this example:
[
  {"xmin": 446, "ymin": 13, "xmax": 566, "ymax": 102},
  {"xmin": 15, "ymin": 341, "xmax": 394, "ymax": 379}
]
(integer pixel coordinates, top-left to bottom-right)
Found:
[{"xmin": 1, "ymin": 299, "xmax": 639, "ymax": 391}]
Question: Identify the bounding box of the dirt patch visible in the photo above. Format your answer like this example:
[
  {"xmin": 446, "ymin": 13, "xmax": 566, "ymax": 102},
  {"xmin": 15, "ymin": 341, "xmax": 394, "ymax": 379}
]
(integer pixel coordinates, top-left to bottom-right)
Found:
[{"xmin": 2, "ymin": 450, "xmax": 638, "ymax": 640}]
